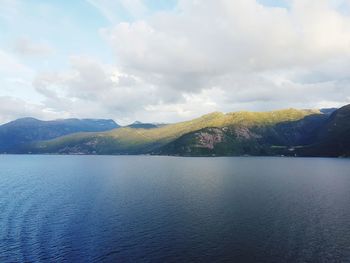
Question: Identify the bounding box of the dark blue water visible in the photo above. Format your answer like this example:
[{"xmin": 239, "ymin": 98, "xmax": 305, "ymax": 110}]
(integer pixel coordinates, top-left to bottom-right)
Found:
[{"xmin": 0, "ymin": 155, "xmax": 350, "ymax": 262}]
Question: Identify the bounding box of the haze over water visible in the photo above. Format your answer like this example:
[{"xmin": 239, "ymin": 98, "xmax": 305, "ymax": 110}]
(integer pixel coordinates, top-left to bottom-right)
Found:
[{"xmin": 0, "ymin": 155, "xmax": 349, "ymax": 262}]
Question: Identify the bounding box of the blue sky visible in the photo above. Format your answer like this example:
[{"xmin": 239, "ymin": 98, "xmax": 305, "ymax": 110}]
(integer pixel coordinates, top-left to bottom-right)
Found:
[
  {"xmin": 1, "ymin": 0, "xmax": 350, "ymax": 124},
  {"xmin": 257, "ymin": 0, "xmax": 289, "ymax": 8}
]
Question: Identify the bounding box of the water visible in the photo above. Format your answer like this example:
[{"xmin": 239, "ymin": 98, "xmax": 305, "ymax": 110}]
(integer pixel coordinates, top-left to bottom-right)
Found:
[{"xmin": 0, "ymin": 155, "xmax": 349, "ymax": 262}]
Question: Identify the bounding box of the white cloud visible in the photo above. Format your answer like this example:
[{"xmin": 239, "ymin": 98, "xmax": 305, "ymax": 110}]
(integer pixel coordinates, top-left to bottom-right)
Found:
[
  {"xmin": 3, "ymin": 0, "xmax": 350, "ymax": 123},
  {"xmin": 14, "ymin": 38, "xmax": 55, "ymax": 57},
  {"xmin": 32, "ymin": 56, "xmax": 160, "ymax": 124},
  {"xmin": 99, "ymin": 0, "xmax": 350, "ymax": 117},
  {"xmin": 0, "ymin": 96, "xmax": 66, "ymax": 124},
  {"xmin": 0, "ymin": 49, "xmax": 42, "ymax": 102},
  {"xmin": 105, "ymin": 0, "xmax": 350, "ymax": 71},
  {"xmin": 0, "ymin": 49, "xmax": 32, "ymax": 75}
]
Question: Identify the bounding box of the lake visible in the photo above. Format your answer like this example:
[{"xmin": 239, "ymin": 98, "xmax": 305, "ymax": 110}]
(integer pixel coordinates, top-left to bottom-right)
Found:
[{"xmin": 0, "ymin": 155, "xmax": 349, "ymax": 262}]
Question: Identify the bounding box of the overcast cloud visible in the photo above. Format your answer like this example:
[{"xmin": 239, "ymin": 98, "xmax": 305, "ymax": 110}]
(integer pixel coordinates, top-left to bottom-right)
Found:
[{"xmin": 1, "ymin": 0, "xmax": 350, "ymax": 124}]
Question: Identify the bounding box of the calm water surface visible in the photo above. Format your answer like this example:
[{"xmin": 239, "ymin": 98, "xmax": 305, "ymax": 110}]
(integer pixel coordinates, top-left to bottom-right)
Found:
[{"xmin": 0, "ymin": 155, "xmax": 349, "ymax": 262}]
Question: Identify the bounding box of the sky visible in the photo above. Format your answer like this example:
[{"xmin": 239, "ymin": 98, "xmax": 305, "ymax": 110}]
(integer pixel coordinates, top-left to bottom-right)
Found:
[{"xmin": 1, "ymin": 0, "xmax": 350, "ymax": 125}]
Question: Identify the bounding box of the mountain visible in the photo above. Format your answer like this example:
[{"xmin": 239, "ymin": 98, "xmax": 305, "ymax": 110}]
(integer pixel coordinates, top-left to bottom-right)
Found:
[
  {"xmin": 127, "ymin": 121, "xmax": 159, "ymax": 129},
  {"xmin": 0, "ymin": 118, "xmax": 119, "ymax": 153},
  {"xmin": 157, "ymin": 110, "xmax": 328, "ymax": 156},
  {"xmin": 27, "ymin": 108, "xmax": 325, "ymax": 155},
  {"xmin": 4, "ymin": 105, "xmax": 350, "ymax": 157},
  {"xmin": 296, "ymin": 104, "xmax": 350, "ymax": 157},
  {"xmin": 320, "ymin": 108, "xmax": 338, "ymax": 115}
]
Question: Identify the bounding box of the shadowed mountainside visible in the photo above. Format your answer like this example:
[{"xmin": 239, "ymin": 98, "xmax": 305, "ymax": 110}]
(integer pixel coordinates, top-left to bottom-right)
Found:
[
  {"xmin": 296, "ymin": 104, "xmax": 350, "ymax": 157},
  {"xmin": 0, "ymin": 118, "xmax": 119, "ymax": 153}
]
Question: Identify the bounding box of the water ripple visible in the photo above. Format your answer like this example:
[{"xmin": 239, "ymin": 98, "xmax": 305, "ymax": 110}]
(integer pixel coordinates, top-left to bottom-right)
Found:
[{"xmin": 0, "ymin": 155, "xmax": 349, "ymax": 262}]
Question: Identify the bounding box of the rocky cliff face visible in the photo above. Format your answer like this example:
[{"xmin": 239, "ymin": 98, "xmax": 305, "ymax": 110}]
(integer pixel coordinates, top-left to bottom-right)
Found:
[{"xmin": 194, "ymin": 128, "xmax": 225, "ymax": 150}]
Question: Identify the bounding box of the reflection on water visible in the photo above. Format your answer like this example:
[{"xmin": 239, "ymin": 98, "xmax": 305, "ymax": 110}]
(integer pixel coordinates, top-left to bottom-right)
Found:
[{"xmin": 0, "ymin": 155, "xmax": 349, "ymax": 262}]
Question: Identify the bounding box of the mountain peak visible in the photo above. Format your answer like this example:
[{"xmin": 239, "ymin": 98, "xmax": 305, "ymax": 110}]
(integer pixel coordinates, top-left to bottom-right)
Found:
[
  {"xmin": 132, "ymin": 121, "xmax": 143, "ymax": 125},
  {"xmin": 127, "ymin": 121, "xmax": 159, "ymax": 129},
  {"xmin": 14, "ymin": 117, "xmax": 41, "ymax": 123}
]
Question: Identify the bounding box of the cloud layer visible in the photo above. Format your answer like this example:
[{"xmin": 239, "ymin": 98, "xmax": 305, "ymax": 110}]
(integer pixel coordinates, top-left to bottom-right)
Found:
[{"xmin": 1, "ymin": 0, "xmax": 350, "ymax": 124}]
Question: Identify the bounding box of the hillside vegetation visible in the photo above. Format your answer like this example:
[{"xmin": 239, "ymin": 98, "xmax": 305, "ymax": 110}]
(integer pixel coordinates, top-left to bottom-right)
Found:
[
  {"xmin": 4, "ymin": 105, "xmax": 350, "ymax": 157},
  {"xmin": 30, "ymin": 108, "xmax": 324, "ymax": 155}
]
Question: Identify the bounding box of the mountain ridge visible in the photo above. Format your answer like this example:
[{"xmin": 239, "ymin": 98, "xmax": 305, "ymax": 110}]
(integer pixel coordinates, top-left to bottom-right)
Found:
[
  {"xmin": 26, "ymin": 107, "xmax": 325, "ymax": 155},
  {"xmin": 0, "ymin": 118, "xmax": 120, "ymax": 153},
  {"xmin": 2, "ymin": 105, "xmax": 350, "ymax": 157}
]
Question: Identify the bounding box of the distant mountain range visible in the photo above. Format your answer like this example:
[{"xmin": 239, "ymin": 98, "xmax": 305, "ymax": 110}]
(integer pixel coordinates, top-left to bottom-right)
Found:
[
  {"xmin": 0, "ymin": 118, "xmax": 119, "ymax": 153},
  {"xmin": 126, "ymin": 121, "xmax": 162, "ymax": 129},
  {"xmin": 1, "ymin": 105, "xmax": 349, "ymax": 157}
]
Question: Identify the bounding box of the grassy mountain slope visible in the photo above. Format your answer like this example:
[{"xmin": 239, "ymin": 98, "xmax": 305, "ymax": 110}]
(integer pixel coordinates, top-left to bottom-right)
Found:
[
  {"xmin": 157, "ymin": 112, "xmax": 328, "ymax": 156},
  {"xmin": 29, "ymin": 108, "xmax": 322, "ymax": 155}
]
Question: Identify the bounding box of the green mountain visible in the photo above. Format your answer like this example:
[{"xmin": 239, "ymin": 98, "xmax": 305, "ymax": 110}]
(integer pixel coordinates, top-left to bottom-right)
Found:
[
  {"xmin": 157, "ymin": 110, "xmax": 328, "ymax": 156},
  {"xmin": 7, "ymin": 105, "xmax": 350, "ymax": 157},
  {"xmin": 26, "ymin": 108, "xmax": 326, "ymax": 155}
]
